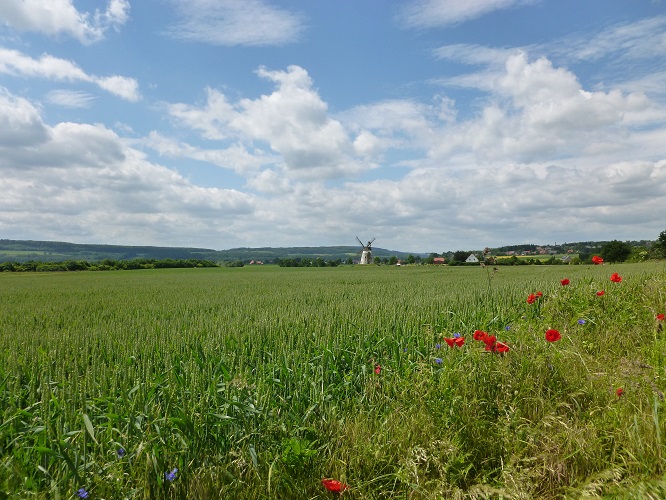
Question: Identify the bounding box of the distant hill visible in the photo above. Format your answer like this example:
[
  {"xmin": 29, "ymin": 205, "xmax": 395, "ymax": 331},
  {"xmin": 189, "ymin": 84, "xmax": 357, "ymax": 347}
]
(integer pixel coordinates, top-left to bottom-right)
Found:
[{"xmin": 0, "ymin": 239, "xmax": 416, "ymax": 264}]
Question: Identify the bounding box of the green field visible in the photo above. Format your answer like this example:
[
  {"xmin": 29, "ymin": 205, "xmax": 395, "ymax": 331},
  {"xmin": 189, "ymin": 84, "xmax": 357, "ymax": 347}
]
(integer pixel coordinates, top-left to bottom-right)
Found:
[{"xmin": 2, "ymin": 263, "xmax": 666, "ymax": 498}]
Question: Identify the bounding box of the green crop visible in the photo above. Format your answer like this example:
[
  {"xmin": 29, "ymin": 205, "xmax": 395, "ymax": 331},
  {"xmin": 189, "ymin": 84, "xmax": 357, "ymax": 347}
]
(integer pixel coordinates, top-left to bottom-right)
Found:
[{"xmin": 1, "ymin": 263, "xmax": 666, "ymax": 498}]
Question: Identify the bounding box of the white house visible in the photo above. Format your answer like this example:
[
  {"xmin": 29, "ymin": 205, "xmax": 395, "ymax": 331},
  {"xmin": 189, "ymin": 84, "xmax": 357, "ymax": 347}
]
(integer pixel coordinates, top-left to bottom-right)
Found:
[{"xmin": 465, "ymin": 254, "xmax": 479, "ymax": 263}]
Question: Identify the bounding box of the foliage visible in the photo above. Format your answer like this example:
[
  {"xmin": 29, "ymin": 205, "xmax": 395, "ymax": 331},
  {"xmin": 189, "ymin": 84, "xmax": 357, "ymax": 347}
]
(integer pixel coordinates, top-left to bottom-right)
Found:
[
  {"xmin": 0, "ymin": 258, "xmax": 218, "ymax": 272},
  {"xmin": 1, "ymin": 264, "xmax": 666, "ymax": 498},
  {"xmin": 601, "ymin": 240, "xmax": 632, "ymax": 263}
]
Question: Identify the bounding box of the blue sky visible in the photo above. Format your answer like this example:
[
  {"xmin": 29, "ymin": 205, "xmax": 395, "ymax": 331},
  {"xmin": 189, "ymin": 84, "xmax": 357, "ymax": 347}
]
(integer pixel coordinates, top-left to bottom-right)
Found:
[{"xmin": 1, "ymin": 0, "xmax": 665, "ymax": 253}]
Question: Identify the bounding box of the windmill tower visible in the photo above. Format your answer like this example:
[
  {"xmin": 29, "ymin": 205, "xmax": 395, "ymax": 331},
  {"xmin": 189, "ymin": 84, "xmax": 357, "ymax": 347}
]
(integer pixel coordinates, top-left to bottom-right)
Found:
[{"xmin": 356, "ymin": 236, "xmax": 375, "ymax": 264}]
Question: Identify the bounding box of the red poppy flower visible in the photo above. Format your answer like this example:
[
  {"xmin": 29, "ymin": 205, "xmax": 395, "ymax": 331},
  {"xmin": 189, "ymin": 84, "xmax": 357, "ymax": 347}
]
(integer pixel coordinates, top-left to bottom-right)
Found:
[
  {"xmin": 444, "ymin": 337, "xmax": 465, "ymax": 347},
  {"xmin": 616, "ymin": 388, "xmax": 624, "ymax": 397},
  {"xmin": 656, "ymin": 314, "xmax": 665, "ymax": 321},
  {"xmin": 560, "ymin": 278, "xmax": 570, "ymax": 286},
  {"xmin": 596, "ymin": 290, "xmax": 605, "ymax": 296},
  {"xmin": 592, "ymin": 255, "xmax": 604, "ymax": 265},
  {"xmin": 374, "ymin": 365, "xmax": 381, "ymax": 374},
  {"xmin": 483, "ymin": 335, "xmax": 496, "ymax": 347},
  {"xmin": 473, "ymin": 330, "xmax": 488, "ymax": 341},
  {"xmin": 527, "ymin": 294, "xmax": 537, "ymax": 304},
  {"xmin": 545, "ymin": 329, "xmax": 561, "ymax": 342},
  {"xmin": 322, "ymin": 479, "xmax": 348, "ymax": 492},
  {"xmin": 610, "ymin": 273, "xmax": 622, "ymax": 283},
  {"xmin": 492, "ymin": 341, "xmax": 510, "ymax": 353},
  {"xmin": 536, "ymin": 291, "xmax": 543, "ymax": 297}
]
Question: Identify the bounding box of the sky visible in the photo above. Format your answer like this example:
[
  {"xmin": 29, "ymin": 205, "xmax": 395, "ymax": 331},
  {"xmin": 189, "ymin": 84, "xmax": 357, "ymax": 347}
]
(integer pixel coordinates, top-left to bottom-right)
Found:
[{"xmin": 1, "ymin": 0, "xmax": 665, "ymax": 253}]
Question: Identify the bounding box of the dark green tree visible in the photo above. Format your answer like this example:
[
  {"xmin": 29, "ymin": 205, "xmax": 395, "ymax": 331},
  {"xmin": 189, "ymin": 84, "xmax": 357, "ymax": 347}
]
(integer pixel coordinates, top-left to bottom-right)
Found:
[
  {"xmin": 600, "ymin": 240, "xmax": 632, "ymax": 263},
  {"xmin": 452, "ymin": 251, "xmax": 469, "ymax": 262},
  {"xmin": 657, "ymin": 229, "xmax": 666, "ymax": 258}
]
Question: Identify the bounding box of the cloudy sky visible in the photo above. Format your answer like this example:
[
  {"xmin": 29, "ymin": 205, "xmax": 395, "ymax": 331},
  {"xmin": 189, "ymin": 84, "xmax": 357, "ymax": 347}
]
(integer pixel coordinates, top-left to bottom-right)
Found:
[{"xmin": 1, "ymin": 0, "xmax": 665, "ymax": 253}]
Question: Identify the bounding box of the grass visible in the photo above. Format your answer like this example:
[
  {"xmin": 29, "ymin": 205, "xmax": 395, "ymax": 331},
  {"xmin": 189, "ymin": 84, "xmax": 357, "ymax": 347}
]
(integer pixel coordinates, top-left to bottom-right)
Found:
[{"xmin": 1, "ymin": 263, "xmax": 666, "ymax": 498}]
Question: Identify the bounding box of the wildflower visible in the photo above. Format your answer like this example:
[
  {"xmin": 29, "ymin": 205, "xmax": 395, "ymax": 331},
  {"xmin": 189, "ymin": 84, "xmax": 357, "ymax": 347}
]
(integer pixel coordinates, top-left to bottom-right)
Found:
[
  {"xmin": 596, "ymin": 290, "xmax": 605, "ymax": 297},
  {"xmin": 492, "ymin": 341, "xmax": 510, "ymax": 353},
  {"xmin": 482, "ymin": 335, "xmax": 497, "ymax": 348},
  {"xmin": 473, "ymin": 330, "xmax": 488, "ymax": 341},
  {"xmin": 560, "ymin": 278, "xmax": 570, "ymax": 286},
  {"xmin": 616, "ymin": 388, "xmax": 624, "ymax": 397},
  {"xmin": 322, "ymin": 478, "xmax": 348, "ymax": 492},
  {"xmin": 545, "ymin": 329, "xmax": 561, "ymax": 342},
  {"xmin": 657, "ymin": 314, "xmax": 665, "ymax": 321},
  {"xmin": 505, "ymin": 325, "xmax": 511, "ymax": 331},
  {"xmin": 536, "ymin": 291, "xmax": 543, "ymax": 297},
  {"xmin": 527, "ymin": 294, "xmax": 537, "ymax": 304},
  {"xmin": 610, "ymin": 273, "xmax": 622, "ymax": 283},
  {"xmin": 577, "ymin": 319, "xmax": 586, "ymax": 325},
  {"xmin": 435, "ymin": 343, "xmax": 441, "ymax": 349},
  {"xmin": 374, "ymin": 365, "xmax": 381, "ymax": 374},
  {"xmin": 592, "ymin": 255, "xmax": 604, "ymax": 265},
  {"xmin": 453, "ymin": 332, "xmax": 461, "ymax": 338},
  {"xmin": 117, "ymin": 447, "xmax": 126, "ymax": 458},
  {"xmin": 76, "ymin": 488, "xmax": 89, "ymax": 499},
  {"xmin": 444, "ymin": 337, "xmax": 464, "ymax": 348},
  {"xmin": 434, "ymin": 358, "xmax": 443, "ymax": 364},
  {"xmin": 165, "ymin": 468, "xmax": 178, "ymax": 482}
]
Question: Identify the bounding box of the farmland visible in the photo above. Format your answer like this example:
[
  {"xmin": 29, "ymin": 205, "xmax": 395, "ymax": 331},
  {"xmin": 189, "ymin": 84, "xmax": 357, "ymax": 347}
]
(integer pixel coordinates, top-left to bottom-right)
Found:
[{"xmin": 1, "ymin": 263, "xmax": 666, "ymax": 498}]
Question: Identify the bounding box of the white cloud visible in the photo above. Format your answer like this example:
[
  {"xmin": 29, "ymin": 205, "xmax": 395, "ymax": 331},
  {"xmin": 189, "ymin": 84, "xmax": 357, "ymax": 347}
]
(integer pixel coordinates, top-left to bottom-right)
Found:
[
  {"xmin": 0, "ymin": 89, "xmax": 254, "ymax": 247},
  {"xmin": 0, "ymin": 0, "xmax": 130, "ymax": 44},
  {"xmin": 93, "ymin": 75, "xmax": 140, "ymax": 102},
  {"xmin": 168, "ymin": 65, "xmax": 369, "ymax": 179},
  {"xmin": 430, "ymin": 52, "xmax": 652, "ymax": 163},
  {"xmin": 400, "ymin": 0, "xmax": 536, "ymax": 28},
  {"xmin": 0, "ymin": 88, "xmax": 49, "ymax": 147},
  {"xmin": 143, "ymin": 131, "xmax": 278, "ymax": 176},
  {"xmin": 45, "ymin": 89, "xmax": 96, "ymax": 108},
  {"xmin": 164, "ymin": 0, "xmax": 304, "ymax": 46},
  {"xmin": 0, "ymin": 47, "xmax": 140, "ymax": 101},
  {"xmin": 553, "ymin": 14, "xmax": 666, "ymax": 63}
]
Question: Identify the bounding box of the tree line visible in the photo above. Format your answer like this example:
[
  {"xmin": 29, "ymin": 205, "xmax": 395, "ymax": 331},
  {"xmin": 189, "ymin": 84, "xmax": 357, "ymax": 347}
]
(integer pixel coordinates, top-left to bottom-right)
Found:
[{"xmin": 0, "ymin": 258, "xmax": 218, "ymax": 273}]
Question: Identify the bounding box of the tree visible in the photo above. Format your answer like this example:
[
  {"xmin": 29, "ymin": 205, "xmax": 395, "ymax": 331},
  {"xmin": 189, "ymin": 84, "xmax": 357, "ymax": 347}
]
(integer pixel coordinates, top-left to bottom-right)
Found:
[
  {"xmin": 657, "ymin": 229, "xmax": 666, "ymax": 258},
  {"xmin": 600, "ymin": 240, "xmax": 632, "ymax": 263},
  {"xmin": 452, "ymin": 251, "xmax": 469, "ymax": 262}
]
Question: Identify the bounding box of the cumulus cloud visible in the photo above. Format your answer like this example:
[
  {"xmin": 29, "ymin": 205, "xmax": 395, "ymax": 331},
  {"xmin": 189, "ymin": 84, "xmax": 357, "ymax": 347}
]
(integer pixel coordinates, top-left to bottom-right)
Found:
[
  {"xmin": 430, "ymin": 52, "xmax": 652, "ymax": 163},
  {"xmin": 168, "ymin": 65, "xmax": 369, "ymax": 179},
  {"xmin": 0, "ymin": 88, "xmax": 254, "ymax": 246},
  {"xmin": 164, "ymin": 0, "xmax": 304, "ymax": 46},
  {"xmin": 400, "ymin": 0, "xmax": 536, "ymax": 28},
  {"xmin": 143, "ymin": 131, "xmax": 278, "ymax": 176},
  {"xmin": 0, "ymin": 88, "xmax": 49, "ymax": 147},
  {"xmin": 0, "ymin": 0, "xmax": 130, "ymax": 44},
  {"xmin": 0, "ymin": 47, "xmax": 140, "ymax": 101}
]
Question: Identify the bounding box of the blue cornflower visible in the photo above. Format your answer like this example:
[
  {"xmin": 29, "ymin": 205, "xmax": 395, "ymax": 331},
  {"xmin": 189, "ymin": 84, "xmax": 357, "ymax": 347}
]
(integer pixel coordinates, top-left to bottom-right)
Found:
[
  {"xmin": 165, "ymin": 468, "xmax": 178, "ymax": 482},
  {"xmin": 578, "ymin": 319, "xmax": 586, "ymax": 325},
  {"xmin": 453, "ymin": 332, "xmax": 461, "ymax": 338},
  {"xmin": 117, "ymin": 447, "xmax": 125, "ymax": 458},
  {"xmin": 505, "ymin": 325, "xmax": 511, "ymax": 331},
  {"xmin": 76, "ymin": 488, "xmax": 89, "ymax": 499},
  {"xmin": 435, "ymin": 358, "xmax": 442, "ymax": 365},
  {"xmin": 435, "ymin": 343, "xmax": 441, "ymax": 349}
]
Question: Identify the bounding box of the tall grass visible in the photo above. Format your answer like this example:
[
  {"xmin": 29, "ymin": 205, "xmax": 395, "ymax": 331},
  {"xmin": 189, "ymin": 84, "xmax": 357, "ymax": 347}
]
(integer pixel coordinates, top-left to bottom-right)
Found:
[{"xmin": 1, "ymin": 263, "xmax": 665, "ymax": 498}]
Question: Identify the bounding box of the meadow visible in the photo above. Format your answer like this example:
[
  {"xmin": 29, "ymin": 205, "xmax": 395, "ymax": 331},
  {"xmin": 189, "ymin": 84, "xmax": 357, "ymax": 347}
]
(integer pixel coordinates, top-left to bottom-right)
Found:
[{"xmin": 1, "ymin": 263, "xmax": 666, "ymax": 499}]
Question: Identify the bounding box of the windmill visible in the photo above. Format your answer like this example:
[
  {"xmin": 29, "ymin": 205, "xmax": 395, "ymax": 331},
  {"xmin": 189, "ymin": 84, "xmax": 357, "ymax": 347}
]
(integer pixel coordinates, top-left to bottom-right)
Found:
[{"xmin": 356, "ymin": 236, "xmax": 375, "ymax": 264}]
